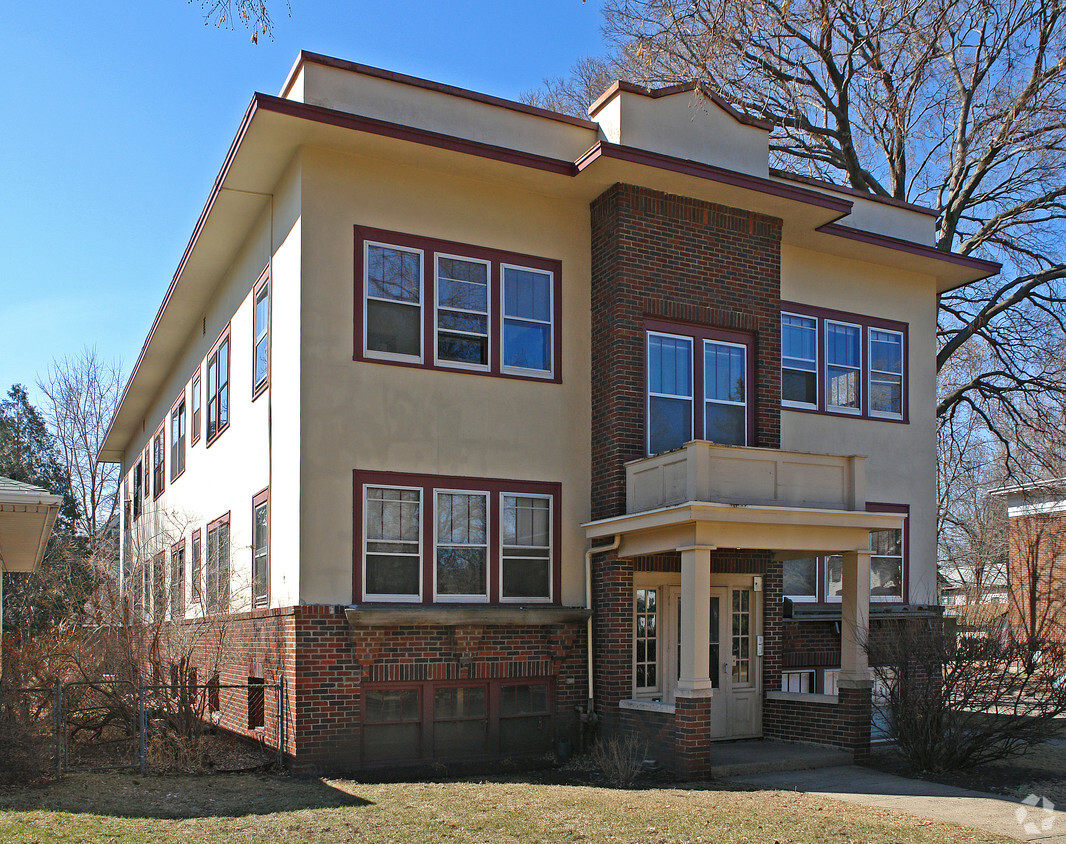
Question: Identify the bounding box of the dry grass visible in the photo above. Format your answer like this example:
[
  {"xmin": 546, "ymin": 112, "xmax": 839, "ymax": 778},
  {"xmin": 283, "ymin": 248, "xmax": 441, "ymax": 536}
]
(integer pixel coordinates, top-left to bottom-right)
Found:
[{"xmin": 0, "ymin": 771, "xmax": 1015, "ymax": 843}]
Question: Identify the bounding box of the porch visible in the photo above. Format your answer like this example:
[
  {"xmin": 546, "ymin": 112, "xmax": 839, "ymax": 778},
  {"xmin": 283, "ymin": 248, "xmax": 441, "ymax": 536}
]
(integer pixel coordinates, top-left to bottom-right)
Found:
[{"xmin": 584, "ymin": 440, "xmax": 905, "ymax": 776}]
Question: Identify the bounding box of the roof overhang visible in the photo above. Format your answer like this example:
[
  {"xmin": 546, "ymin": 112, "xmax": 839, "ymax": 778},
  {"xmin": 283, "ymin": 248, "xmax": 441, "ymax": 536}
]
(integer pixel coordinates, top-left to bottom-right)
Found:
[
  {"xmin": 584, "ymin": 501, "xmax": 904, "ymax": 560},
  {"xmin": 99, "ymin": 88, "xmax": 1000, "ymax": 462},
  {"xmin": 0, "ymin": 485, "xmax": 62, "ymax": 573}
]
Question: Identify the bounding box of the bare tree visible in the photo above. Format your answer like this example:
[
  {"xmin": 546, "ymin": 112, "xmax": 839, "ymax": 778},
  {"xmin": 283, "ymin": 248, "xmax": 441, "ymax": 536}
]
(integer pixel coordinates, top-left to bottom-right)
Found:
[
  {"xmin": 196, "ymin": 0, "xmax": 288, "ymax": 43},
  {"xmin": 37, "ymin": 348, "xmax": 123, "ymax": 562},
  {"xmin": 535, "ymin": 0, "xmax": 1066, "ymax": 468}
]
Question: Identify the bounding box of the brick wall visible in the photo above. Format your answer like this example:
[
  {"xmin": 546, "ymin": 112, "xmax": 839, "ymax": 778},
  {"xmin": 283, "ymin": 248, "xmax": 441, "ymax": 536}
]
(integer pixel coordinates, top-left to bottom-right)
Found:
[
  {"xmin": 590, "ymin": 182, "xmax": 782, "ymax": 521},
  {"xmin": 184, "ymin": 605, "xmax": 586, "ymax": 772},
  {"xmin": 1007, "ymin": 511, "xmax": 1066, "ymax": 648}
]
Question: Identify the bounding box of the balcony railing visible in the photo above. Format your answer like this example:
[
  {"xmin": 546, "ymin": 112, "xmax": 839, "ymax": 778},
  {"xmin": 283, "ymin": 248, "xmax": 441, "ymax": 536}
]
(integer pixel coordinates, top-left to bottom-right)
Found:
[{"xmin": 626, "ymin": 441, "xmax": 866, "ymax": 515}]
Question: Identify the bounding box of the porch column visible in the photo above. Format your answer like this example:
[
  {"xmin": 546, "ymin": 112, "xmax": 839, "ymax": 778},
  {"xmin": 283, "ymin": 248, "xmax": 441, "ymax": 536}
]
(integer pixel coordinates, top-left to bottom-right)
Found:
[
  {"xmin": 839, "ymin": 549, "xmax": 872, "ymax": 684},
  {"xmin": 677, "ymin": 545, "xmax": 713, "ymax": 694}
]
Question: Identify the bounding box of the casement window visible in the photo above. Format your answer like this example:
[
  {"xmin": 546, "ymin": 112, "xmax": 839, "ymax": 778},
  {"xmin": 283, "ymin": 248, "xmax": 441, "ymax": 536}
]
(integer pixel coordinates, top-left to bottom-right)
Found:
[
  {"xmin": 206, "ymin": 514, "xmax": 230, "ymax": 614},
  {"xmin": 152, "ymin": 426, "xmax": 165, "ymax": 499},
  {"xmin": 247, "ymin": 677, "xmax": 265, "ymax": 729},
  {"xmin": 356, "ymin": 227, "xmax": 561, "ymax": 381},
  {"xmin": 190, "ymin": 529, "xmax": 202, "ymax": 608},
  {"xmin": 634, "ymin": 588, "xmax": 659, "ymax": 692},
  {"xmin": 253, "ymin": 272, "xmax": 269, "ymax": 397},
  {"xmin": 362, "ymin": 680, "xmax": 553, "ymax": 762},
  {"xmin": 170, "ymin": 397, "xmax": 186, "ymax": 481},
  {"xmin": 206, "ymin": 331, "xmax": 230, "ymax": 444},
  {"xmin": 645, "ymin": 321, "xmax": 753, "ymax": 455},
  {"xmin": 191, "ymin": 373, "xmax": 202, "ymax": 444},
  {"xmin": 356, "ymin": 472, "xmax": 560, "ymax": 604},
  {"xmin": 790, "ymin": 504, "xmax": 908, "ymax": 604},
  {"xmin": 781, "ymin": 303, "xmax": 907, "ymax": 421},
  {"xmin": 252, "ymin": 489, "xmax": 269, "ymax": 609},
  {"xmin": 132, "ymin": 464, "xmax": 143, "ymax": 519},
  {"xmin": 171, "ymin": 541, "xmax": 185, "ymax": 619}
]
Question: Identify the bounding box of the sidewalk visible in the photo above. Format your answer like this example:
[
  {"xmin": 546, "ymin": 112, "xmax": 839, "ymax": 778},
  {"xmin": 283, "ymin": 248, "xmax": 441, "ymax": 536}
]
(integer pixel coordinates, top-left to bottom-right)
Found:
[{"xmin": 727, "ymin": 764, "xmax": 1066, "ymax": 843}]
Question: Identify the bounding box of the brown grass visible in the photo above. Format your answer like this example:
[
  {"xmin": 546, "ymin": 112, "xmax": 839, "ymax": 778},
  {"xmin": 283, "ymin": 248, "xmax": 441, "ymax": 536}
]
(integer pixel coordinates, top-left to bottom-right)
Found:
[{"xmin": 0, "ymin": 771, "xmax": 1015, "ymax": 843}]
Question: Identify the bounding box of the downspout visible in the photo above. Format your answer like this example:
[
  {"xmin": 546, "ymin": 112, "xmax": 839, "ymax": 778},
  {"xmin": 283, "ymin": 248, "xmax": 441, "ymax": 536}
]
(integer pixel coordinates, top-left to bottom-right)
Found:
[{"xmin": 585, "ymin": 535, "xmax": 620, "ymax": 711}]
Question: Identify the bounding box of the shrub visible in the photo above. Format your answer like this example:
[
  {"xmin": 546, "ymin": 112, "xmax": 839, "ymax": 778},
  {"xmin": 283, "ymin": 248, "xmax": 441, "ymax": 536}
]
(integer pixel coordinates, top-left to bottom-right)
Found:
[{"xmin": 590, "ymin": 732, "xmax": 648, "ymax": 787}]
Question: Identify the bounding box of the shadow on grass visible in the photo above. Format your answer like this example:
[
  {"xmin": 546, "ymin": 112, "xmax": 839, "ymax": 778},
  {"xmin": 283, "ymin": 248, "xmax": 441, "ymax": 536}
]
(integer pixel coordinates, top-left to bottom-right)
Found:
[{"xmin": 0, "ymin": 772, "xmax": 374, "ymax": 819}]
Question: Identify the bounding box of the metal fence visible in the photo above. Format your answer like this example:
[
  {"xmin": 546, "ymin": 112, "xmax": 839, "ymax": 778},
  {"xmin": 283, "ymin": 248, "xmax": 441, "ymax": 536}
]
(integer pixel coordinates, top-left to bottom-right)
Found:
[{"xmin": 15, "ymin": 678, "xmax": 284, "ymax": 774}]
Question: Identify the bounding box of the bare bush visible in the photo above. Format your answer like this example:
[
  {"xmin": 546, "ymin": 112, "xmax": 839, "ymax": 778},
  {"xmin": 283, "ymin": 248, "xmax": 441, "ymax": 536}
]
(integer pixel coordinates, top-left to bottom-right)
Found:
[
  {"xmin": 591, "ymin": 733, "xmax": 649, "ymax": 787},
  {"xmin": 870, "ymin": 622, "xmax": 1066, "ymax": 772}
]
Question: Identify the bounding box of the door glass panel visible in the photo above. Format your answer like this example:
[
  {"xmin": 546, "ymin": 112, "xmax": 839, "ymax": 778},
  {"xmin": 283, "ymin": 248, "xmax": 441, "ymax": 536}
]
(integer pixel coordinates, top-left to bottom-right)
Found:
[
  {"xmin": 709, "ymin": 595, "xmax": 720, "ymax": 688},
  {"xmin": 732, "ymin": 589, "xmax": 751, "ymax": 684}
]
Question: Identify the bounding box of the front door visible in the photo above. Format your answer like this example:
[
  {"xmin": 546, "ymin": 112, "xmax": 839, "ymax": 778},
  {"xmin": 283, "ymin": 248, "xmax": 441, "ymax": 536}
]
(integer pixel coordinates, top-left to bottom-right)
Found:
[{"xmin": 664, "ymin": 583, "xmax": 762, "ymax": 739}]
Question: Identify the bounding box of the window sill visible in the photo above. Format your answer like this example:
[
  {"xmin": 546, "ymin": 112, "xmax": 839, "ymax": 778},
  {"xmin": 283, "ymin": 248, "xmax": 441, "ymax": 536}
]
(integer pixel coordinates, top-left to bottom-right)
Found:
[
  {"xmin": 205, "ymin": 423, "xmax": 230, "ymax": 448},
  {"xmin": 619, "ymin": 698, "xmax": 675, "ymax": 714},
  {"xmin": 344, "ymin": 604, "xmax": 590, "ymax": 627},
  {"xmin": 252, "ymin": 379, "xmax": 268, "ymax": 402},
  {"xmin": 766, "ymin": 691, "xmax": 838, "ymax": 705}
]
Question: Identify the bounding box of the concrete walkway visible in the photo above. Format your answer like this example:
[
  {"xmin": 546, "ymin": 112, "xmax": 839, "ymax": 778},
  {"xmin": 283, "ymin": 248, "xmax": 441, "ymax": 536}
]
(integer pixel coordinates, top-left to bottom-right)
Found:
[{"xmin": 727, "ymin": 765, "xmax": 1066, "ymax": 842}]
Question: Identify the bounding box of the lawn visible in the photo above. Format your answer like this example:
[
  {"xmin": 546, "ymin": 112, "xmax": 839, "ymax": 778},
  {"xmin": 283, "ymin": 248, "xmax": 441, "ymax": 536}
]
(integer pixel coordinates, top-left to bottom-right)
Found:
[{"xmin": 0, "ymin": 771, "xmax": 1013, "ymax": 843}]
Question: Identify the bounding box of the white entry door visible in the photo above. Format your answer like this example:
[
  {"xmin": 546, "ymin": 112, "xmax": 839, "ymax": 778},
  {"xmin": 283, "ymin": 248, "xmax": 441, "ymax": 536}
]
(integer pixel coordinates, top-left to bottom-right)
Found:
[{"xmin": 665, "ymin": 585, "xmax": 761, "ymax": 739}]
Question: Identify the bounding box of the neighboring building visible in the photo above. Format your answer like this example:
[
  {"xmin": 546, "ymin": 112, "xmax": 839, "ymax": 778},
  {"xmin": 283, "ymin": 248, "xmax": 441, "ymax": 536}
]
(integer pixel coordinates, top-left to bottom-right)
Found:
[
  {"xmin": 992, "ymin": 479, "xmax": 1066, "ymax": 651},
  {"xmin": 0, "ymin": 476, "xmax": 62, "ymax": 666},
  {"xmin": 98, "ymin": 52, "xmax": 999, "ymax": 774}
]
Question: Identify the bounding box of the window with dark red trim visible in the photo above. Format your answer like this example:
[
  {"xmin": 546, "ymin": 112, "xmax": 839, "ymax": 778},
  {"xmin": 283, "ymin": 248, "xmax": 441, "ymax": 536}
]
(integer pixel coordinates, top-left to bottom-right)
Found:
[
  {"xmin": 253, "ymin": 268, "xmax": 269, "ymax": 399},
  {"xmin": 247, "ymin": 677, "xmax": 265, "ymax": 729},
  {"xmin": 206, "ymin": 512, "xmax": 230, "ymax": 614},
  {"xmin": 131, "ymin": 464, "xmax": 143, "ymax": 519},
  {"xmin": 152, "ymin": 425, "xmax": 165, "ymax": 499},
  {"xmin": 190, "ymin": 528, "xmax": 202, "ymax": 609},
  {"xmin": 644, "ymin": 319, "xmax": 755, "ymax": 456},
  {"xmin": 191, "ymin": 371, "xmax": 202, "ymax": 444},
  {"xmin": 354, "ymin": 227, "xmax": 562, "ymax": 382},
  {"xmin": 206, "ymin": 329, "xmax": 230, "ymax": 444},
  {"xmin": 782, "ymin": 503, "xmax": 909, "ymax": 604},
  {"xmin": 143, "ymin": 446, "xmax": 151, "ymax": 501},
  {"xmin": 171, "ymin": 539, "xmax": 186, "ymax": 618},
  {"xmin": 781, "ymin": 302, "xmax": 908, "ymax": 422},
  {"xmin": 354, "ymin": 471, "xmax": 561, "ymax": 605},
  {"xmin": 252, "ymin": 488, "xmax": 269, "ymax": 609},
  {"xmin": 170, "ymin": 395, "xmax": 186, "ymax": 481}
]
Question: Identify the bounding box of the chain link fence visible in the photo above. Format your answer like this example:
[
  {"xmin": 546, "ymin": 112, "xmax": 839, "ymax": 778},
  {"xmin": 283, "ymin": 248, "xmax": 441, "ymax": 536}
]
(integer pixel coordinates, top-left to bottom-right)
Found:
[{"xmin": 13, "ymin": 678, "xmax": 283, "ymax": 775}]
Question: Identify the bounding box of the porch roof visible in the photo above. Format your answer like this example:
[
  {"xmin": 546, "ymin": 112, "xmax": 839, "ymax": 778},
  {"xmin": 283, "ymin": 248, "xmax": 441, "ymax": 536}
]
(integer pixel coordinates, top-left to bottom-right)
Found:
[{"xmin": 583, "ymin": 500, "xmax": 904, "ymax": 559}]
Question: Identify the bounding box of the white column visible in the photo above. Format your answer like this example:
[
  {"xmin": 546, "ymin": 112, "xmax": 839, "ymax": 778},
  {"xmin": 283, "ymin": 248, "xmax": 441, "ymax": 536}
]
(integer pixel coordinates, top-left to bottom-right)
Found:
[
  {"xmin": 677, "ymin": 545, "xmax": 713, "ymax": 695},
  {"xmin": 839, "ymin": 548, "xmax": 873, "ymax": 687}
]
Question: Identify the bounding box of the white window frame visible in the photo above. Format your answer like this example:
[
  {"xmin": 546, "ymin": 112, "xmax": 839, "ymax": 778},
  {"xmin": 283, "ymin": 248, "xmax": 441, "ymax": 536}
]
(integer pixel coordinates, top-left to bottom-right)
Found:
[
  {"xmin": 253, "ymin": 281, "xmax": 269, "ymax": 390},
  {"xmin": 363, "ymin": 241, "xmax": 425, "ymax": 364},
  {"xmin": 825, "ymin": 319, "xmax": 863, "ymax": 415},
  {"xmin": 823, "ymin": 668, "xmax": 840, "ymax": 696},
  {"xmin": 633, "ymin": 586, "xmax": 661, "ymax": 696},
  {"xmin": 646, "ymin": 331, "xmax": 694, "ymax": 456},
  {"xmin": 433, "ymin": 252, "xmax": 492, "ymax": 372},
  {"xmin": 432, "ymin": 488, "xmax": 490, "ymax": 603},
  {"xmin": 781, "ymin": 670, "xmax": 815, "ymax": 694},
  {"xmin": 781, "ymin": 312, "xmax": 818, "ymax": 410},
  {"xmin": 702, "ymin": 338, "xmax": 748, "ymax": 446},
  {"xmin": 867, "ymin": 328, "xmax": 904, "ymax": 420},
  {"xmin": 363, "ymin": 483, "xmax": 423, "ymax": 603},
  {"xmin": 499, "ymin": 262, "xmax": 555, "ymax": 379},
  {"xmin": 498, "ymin": 491, "xmax": 553, "ymax": 604},
  {"xmin": 870, "ymin": 528, "xmax": 905, "ymax": 603}
]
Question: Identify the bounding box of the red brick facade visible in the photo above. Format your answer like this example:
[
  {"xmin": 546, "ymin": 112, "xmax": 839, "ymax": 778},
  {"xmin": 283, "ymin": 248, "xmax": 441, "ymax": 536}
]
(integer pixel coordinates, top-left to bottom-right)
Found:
[
  {"xmin": 1007, "ymin": 511, "xmax": 1066, "ymax": 650},
  {"xmin": 186, "ymin": 605, "xmax": 586, "ymax": 772}
]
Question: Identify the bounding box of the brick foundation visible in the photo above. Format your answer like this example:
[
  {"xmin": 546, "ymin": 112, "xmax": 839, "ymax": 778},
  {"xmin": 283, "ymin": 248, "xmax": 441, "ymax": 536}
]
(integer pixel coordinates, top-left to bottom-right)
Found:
[{"xmin": 182, "ymin": 605, "xmax": 586, "ymax": 772}]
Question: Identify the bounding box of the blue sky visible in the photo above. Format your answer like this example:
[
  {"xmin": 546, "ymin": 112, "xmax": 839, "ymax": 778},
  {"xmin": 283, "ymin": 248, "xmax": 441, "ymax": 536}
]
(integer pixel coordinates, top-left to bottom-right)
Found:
[{"xmin": 1, "ymin": 1, "xmax": 604, "ymax": 403}]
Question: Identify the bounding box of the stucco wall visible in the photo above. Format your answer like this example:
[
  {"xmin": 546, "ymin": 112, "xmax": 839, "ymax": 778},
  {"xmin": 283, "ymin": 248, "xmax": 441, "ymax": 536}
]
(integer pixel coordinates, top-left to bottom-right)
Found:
[
  {"xmin": 780, "ymin": 245, "xmax": 939, "ymax": 604},
  {"xmin": 120, "ymin": 157, "xmax": 303, "ymax": 615},
  {"xmin": 296, "ymin": 146, "xmax": 593, "ymax": 607}
]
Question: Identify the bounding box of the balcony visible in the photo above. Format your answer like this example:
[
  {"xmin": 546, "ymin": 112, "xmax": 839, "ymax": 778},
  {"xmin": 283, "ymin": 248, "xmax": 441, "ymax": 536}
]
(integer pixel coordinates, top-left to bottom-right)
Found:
[{"xmin": 626, "ymin": 441, "xmax": 867, "ymax": 515}]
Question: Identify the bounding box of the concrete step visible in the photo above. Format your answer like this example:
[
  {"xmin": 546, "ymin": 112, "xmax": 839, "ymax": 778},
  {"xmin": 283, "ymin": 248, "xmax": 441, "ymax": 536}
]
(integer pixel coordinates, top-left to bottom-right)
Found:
[{"xmin": 707, "ymin": 739, "xmax": 852, "ymax": 778}]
